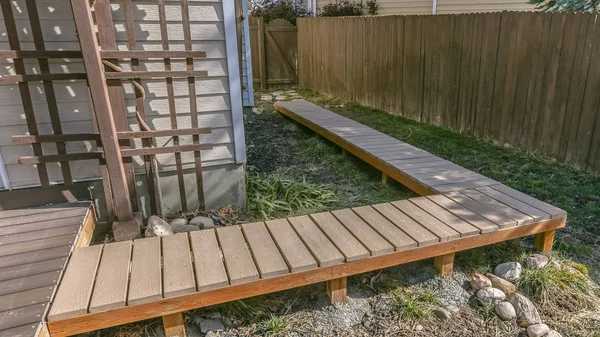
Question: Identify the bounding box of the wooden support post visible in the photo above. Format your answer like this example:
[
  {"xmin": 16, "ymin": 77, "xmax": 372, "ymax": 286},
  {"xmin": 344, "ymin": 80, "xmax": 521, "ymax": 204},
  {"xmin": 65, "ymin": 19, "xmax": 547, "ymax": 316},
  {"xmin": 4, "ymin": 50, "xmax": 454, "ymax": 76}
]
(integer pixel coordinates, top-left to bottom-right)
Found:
[
  {"xmin": 70, "ymin": 0, "xmax": 133, "ymax": 222},
  {"xmin": 534, "ymin": 229, "xmax": 555, "ymax": 253},
  {"xmin": 257, "ymin": 18, "xmax": 267, "ymax": 90},
  {"xmin": 326, "ymin": 277, "xmax": 347, "ymax": 303},
  {"xmin": 341, "ymin": 149, "xmax": 347, "ymax": 157},
  {"xmin": 163, "ymin": 312, "xmax": 186, "ymax": 337},
  {"xmin": 381, "ymin": 172, "xmax": 388, "ymax": 185},
  {"xmin": 434, "ymin": 252, "xmax": 455, "ymax": 277}
]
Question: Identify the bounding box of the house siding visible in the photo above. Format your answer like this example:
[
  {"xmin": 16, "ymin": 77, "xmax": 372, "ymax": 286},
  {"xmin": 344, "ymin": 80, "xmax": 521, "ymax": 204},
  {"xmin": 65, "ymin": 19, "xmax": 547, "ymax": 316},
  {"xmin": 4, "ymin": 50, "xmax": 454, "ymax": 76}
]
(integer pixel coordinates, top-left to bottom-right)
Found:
[{"xmin": 315, "ymin": 0, "xmax": 535, "ymax": 15}]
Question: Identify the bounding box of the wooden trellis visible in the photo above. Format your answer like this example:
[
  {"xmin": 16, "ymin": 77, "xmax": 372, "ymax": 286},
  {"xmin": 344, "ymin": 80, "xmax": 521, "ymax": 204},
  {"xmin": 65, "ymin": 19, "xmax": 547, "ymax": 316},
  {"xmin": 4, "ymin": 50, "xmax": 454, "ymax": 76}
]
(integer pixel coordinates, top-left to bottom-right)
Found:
[{"xmin": 2, "ymin": 0, "xmax": 214, "ymax": 229}]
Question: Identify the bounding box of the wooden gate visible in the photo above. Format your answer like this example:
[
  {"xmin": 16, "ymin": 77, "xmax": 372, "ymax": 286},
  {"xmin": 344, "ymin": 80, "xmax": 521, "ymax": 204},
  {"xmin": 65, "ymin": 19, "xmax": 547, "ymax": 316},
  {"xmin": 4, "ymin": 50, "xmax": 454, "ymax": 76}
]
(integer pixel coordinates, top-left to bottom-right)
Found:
[{"xmin": 250, "ymin": 18, "xmax": 298, "ymax": 89}]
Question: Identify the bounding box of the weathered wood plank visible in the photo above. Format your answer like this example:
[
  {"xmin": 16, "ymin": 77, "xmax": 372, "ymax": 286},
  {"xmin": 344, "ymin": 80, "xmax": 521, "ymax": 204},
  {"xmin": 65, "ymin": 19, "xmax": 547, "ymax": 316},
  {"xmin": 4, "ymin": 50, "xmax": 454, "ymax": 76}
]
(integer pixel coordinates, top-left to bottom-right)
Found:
[
  {"xmin": 0, "ymin": 257, "xmax": 66, "ymax": 282},
  {"xmin": 409, "ymin": 197, "xmax": 480, "ymax": 237},
  {"xmin": 89, "ymin": 241, "xmax": 132, "ymax": 312},
  {"xmin": 427, "ymin": 194, "xmax": 499, "ymax": 233},
  {"xmin": 490, "ymin": 184, "xmax": 566, "ymax": 218},
  {"xmin": 460, "ymin": 189, "xmax": 535, "ymax": 225},
  {"xmin": 162, "ymin": 233, "xmax": 195, "ymax": 298},
  {"xmin": 0, "ymin": 303, "xmax": 46, "ymax": 330},
  {"xmin": 0, "ymin": 286, "xmax": 54, "ymax": 312},
  {"xmin": 352, "ymin": 206, "xmax": 417, "ymax": 251},
  {"xmin": 0, "ymin": 271, "xmax": 60, "ymax": 296},
  {"xmin": 372, "ymin": 203, "xmax": 439, "ymax": 246},
  {"xmin": 216, "ymin": 226, "xmax": 259, "ymax": 285},
  {"xmin": 391, "ymin": 200, "xmax": 460, "ymax": 242},
  {"xmin": 444, "ymin": 192, "xmax": 517, "ymax": 228},
  {"xmin": 287, "ymin": 215, "xmax": 344, "ymax": 267},
  {"xmin": 309, "ymin": 212, "xmax": 370, "ymax": 262},
  {"xmin": 331, "ymin": 209, "xmax": 394, "ymax": 256},
  {"xmin": 128, "ymin": 237, "xmax": 162, "ymax": 306},
  {"xmin": 0, "ymin": 235, "xmax": 76, "ymax": 258},
  {"xmin": 0, "ymin": 246, "xmax": 71, "ymax": 270},
  {"xmin": 264, "ymin": 219, "xmax": 317, "ymax": 273},
  {"xmin": 190, "ymin": 229, "xmax": 229, "ymax": 291},
  {"xmin": 241, "ymin": 222, "xmax": 289, "ymax": 279}
]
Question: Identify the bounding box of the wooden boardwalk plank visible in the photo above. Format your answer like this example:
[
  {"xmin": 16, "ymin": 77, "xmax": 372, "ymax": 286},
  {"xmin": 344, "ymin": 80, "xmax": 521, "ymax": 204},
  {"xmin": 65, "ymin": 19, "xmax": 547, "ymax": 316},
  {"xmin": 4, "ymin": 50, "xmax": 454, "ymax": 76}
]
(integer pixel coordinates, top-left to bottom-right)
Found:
[
  {"xmin": 432, "ymin": 178, "xmax": 499, "ymax": 193},
  {"xmin": 351, "ymin": 206, "xmax": 417, "ymax": 251},
  {"xmin": 264, "ymin": 219, "xmax": 317, "ymax": 273},
  {"xmin": 0, "ymin": 225, "xmax": 80, "ymax": 245},
  {"xmin": 460, "ymin": 189, "xmax": 535, "ymax": 225},
  {"xmin": 309, "ymin": 212, "xmax": 370, "ymax": 262},
  {"xmin": 128, "ymin": 237, "xmax": 162, "ymax": 306},
  {"xmin": 0, "ymin": 286, "xmax": 54, "ymax": 311},
  {"xmin": 0, "ymin": 202, "xmax": 90, "ymax": 219},
  {"xmin": 287, "ymin": 215, "xmax": 345, "ymax": 267},
  {"xmin": 391, "ymin": 200, "xmax": 461, "ymax": 241},
  {"xmin": 0, "ymin": 216, "xmax": 84, "ymax": 236},
  {"xmin": 162, "ymin": 233, "xmax": 195, "ymax": 298},
  {"xmin": 0, "ymin": 257, "xmax": 66, "ymax": 282},
  {"xmin": 409, "ymin": 197, "xmax": 480, "ymax": 237},
  {"xmin": 48, "ymin": 245, "xmax": 103, "ymax": 320},
  {"xmin": 444, "ymin": 192, "xmax": 518, "ymax": 228},
  {"xmin": 372, "ymin": 203, "xmax": 439, "ymax": 246},
  {"xmin": 427, "ymin": 195, "xmax": 499, "ymax": 233},
  {"xmin": 216, "ymin": 226, "xmax": 259, "ymax": 285},
  {"xmin": 190, "ymin": 230, "xmax": 229, "ymax": 291},
  {"xmin": 476, "ymin": 186, "xmax": 551, "ymax": 220},
  {"xmin": 0, "ymin": 323, "xmax": 39, "ymax": 337},
  {"xmin": 0, "ymin": 209, "xmax": 88, "ymax": 227},
  {"xmin": 0, "ymin": 246, "xmax": 71, "ymax": 270},
  {"xmin": 0, "ymin": 235, "xmax": 76, "ymax": 257},
  {"xmin": 241, "ymin": 222, "xmax": 289, "ymax": 279},
  {"xmin": 330, "ymin": 209, "xmax": 394, "ymax": 256},
  {"xmin": 490, "ymin": 184, "xmax": 566, "ymax": 218},
  {"xmin": 0, "ymin": 271, "xmax": 60, "ymax": 297},
  {"xmin": 0, "ymin": 304, "xmax": 46, "ymax": 330},
  {"xmin": 89, "ymin": 241, "xmax": 132, "ymax": 312}
]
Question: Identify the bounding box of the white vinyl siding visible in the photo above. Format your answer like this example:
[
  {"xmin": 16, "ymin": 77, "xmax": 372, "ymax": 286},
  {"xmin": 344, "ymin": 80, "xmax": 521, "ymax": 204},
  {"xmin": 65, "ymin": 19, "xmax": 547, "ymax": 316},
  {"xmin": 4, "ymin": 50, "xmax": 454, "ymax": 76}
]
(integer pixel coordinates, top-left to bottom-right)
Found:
[{"xmin": 315, "ymin": 0, "xmax": 535, "ymax": 15}]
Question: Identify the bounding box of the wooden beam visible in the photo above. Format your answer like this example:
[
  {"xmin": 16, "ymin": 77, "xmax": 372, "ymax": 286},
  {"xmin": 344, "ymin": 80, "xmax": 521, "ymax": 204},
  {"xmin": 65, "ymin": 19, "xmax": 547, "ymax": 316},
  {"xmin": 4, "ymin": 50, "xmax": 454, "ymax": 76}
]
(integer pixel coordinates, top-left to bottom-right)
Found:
[
  {"xmin": 0, "ymin": 50, "xmax": 83, "ymax": 59},
  {"xmin": 70, "ymin": 0, "xmax": 133, "ymax": 221},
  {"xmin": 0, "ymin": 73, "xmax": 87, "ymax": 83},
  {"xmin": 13, "ymin": 134, "xmax": 101, "ymax": 144},
  {"xmin": 433, "ymin": 252, "xmax": 455, "ymax": 277},
  {"xmin": 116, "ymin": 128, "xmax": 211, "ymax": 139},
  {"xmin": 382, "ymin": 172, "xmax": 388, "ymax": 185},
  {"xmin": 104, "ymin": 70, "xmax": 209, "ymax": 80},
  {"xmin": 46, "ymin": 217, "xmax": 565, "ymax": 337},
  {"xmin": 326, "ymin": 277, "xmax": 347, "ymax": 303},
  {"xmin": 534, "ymin": 229, "xmax": 555, "ymax": 253},
  {"xmin": 258, "ymin": 18, "xmax": 267, "ymax": 90},
  {"xmin": 19, "ymin": 153, "xmax": 103, "ymax": 165},
  {"xmin": 162, "ymin": 313, "xmax": 186, "ymax": 337},
  {"xmin": 120, "ymin": 144, "xmax": 212, "ymax": 157},
  {"xmin": 100, "ymin": 50, "xmax": 206, "ymax": 59}
]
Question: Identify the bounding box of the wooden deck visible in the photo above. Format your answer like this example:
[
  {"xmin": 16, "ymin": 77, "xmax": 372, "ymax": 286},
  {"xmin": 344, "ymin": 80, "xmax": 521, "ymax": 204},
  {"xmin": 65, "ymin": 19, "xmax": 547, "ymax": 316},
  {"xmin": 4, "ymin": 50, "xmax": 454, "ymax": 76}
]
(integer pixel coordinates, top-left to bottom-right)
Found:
[
  {"xmin": 0, "ymin": 202, "xmax": 95, "ymax": 337},
  {"xmin": 275, "ymin": 100, "xmax": 502, "ymax": 196},
  {"xmin": 47, "ymin": 193, "xmax": 565, "ymax": 336}
]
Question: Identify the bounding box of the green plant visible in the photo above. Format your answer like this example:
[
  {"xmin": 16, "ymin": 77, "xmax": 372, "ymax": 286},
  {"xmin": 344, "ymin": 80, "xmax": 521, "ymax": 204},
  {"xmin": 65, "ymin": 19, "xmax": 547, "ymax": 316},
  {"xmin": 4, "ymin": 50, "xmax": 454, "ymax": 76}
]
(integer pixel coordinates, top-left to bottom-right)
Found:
[
  {"xmin": 259, "ymin": 315, "xmax": 288, "ymax": 335},
  {"xmin": 528, "ymin": 0, "xmax": 599, "ymax": 11},
  {"xmin": 250, "ymin": 0, "xmax": 310, "ymax": 25},
  {"xmin": 391, "ymin": 288, "xmax": 438, "ymax": 321},
  {"xmin": 320, "ymin": 0, "xmax": 367, "ymax": 16},
  {"xmin": 476, "ymin": 301, "xmax": 498, "ymax": 323}
]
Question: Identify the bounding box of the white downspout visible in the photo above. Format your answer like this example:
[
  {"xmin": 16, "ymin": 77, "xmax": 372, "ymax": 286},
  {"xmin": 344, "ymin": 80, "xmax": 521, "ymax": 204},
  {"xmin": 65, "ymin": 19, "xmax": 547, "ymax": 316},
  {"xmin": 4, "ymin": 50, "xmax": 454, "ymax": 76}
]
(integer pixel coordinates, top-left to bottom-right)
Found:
[
  {"xmin": 313, "ymin": 0, "xmax": 317, "ymax": 16},
  {"xmin": 0, "ymin": 152, "xmax": 11, "ymax": 190},
  {"xmin": 432, "ymin": 0, "xmax": 438, "ymax": 14}
]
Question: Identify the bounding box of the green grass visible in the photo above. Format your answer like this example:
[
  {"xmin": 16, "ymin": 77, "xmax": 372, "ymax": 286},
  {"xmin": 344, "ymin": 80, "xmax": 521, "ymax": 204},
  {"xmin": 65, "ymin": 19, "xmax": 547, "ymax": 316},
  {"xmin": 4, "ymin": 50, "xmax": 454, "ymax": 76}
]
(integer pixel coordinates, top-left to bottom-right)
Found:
[
  {"xmin": 258, "ymin": 315, "xmax": 288, "ymax": 336},
  {"xmin": 391, "ymin": 288, "xmax": 439, "ymax": 322}
]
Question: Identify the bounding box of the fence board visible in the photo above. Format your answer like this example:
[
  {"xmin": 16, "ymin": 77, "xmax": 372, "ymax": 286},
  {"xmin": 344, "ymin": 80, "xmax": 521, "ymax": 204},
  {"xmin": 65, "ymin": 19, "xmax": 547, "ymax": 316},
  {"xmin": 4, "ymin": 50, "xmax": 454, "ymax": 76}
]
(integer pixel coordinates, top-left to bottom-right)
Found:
[{"xmin": 297, "ymin": 12, "xmax": 600, "ymax": 173}]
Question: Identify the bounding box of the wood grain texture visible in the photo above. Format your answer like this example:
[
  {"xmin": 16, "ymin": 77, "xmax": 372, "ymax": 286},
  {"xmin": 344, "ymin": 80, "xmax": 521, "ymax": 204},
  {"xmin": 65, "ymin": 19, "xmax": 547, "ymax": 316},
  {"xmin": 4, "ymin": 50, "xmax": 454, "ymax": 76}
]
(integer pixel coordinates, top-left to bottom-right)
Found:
[
  {"xmin": 162, "ymin": 312, "xmax": 186, "ymax": 337},
  {"xmin": 89, "ymin": 241, "xmax": 133, "ymax": 312},
  {"xmin": 490, "ymin": 184, "xmax": 566, "ymax": 218},
  {"xmin": 128, "ymin": 237, "xmax": 162, "ymax": 305},
  {"xmin": 460, "ymin": 189, "xmax": 535, "ymax": 225},
  {"xmin": 48, "ymin": 245, "xmax": 103, "ymax": 320},
  {"xmin": 0, "ymin": 257, "xmax": 66, "ymax": 282},
  {"xmin": 351, "ymin": 206, "xmax": 417, "ymax": 251},
  {"xmin": 189, "ymin": 229, "xmax": 229, "ymax": 291},
  {"xmin": 162, "ymin": 233, "xmax": 196, "ymax": 298},
  {"xmin": 215, "ymin": 226, "xmax": 259, "ymax": 285},
  {"xmin": 287, "ymin": 215, "xmax": 345, "ymax": 267},
  {"xmin": 0, "ymin": 235, "xmax": 76, "ymax": 257},
  {"xmin": 0, "ymin": 303, "xmax": 46, "ymax": 330},
  {"xmin": 309, "ymin": 212, "xmax": 370, "ymax": 262},
  {"xmin": 434, "ymin": 253, "xmax": 455, "ymax": 277},
  {"xmin": 476, "ymin": 186, "xmax": 551, "ymax": 220},
  {"xmin": 326, "ymin": 277, "xmax": 347, "ymax": 303},
  {"xmin": 426, "ymin": 194, "xmax": 499, "ymax": 234},
  {"xmin": 391, "ymin": 200, "xmax": 460, "ymax": 242},
  {"xmin": 372, "ymin": 203, "xmax": 439, "ymax": 246},
  {"xmin": 0, "ymin": 286, "xmax": 54, "ymax": 312},
  {"xmin": 241, "ymin": 222, "xmax": 289, "ymax": 279},
  {"xmin": 444, "ymin": 192, "xmax": 517, "ymax": 228},
  {"xmin": 264, "ymin": 219, "xmax": 317, "ymax": 272},
  {"xmin": 409, "ymin": 197, "xmax": 480, "ymax": 237},
  {"xmin": 0, "ymin": 270, "xmax": 60, "ymax": 297},
  {"xmin": 331, "ymin": 209, "xmax": 394, "ymax": 256}
]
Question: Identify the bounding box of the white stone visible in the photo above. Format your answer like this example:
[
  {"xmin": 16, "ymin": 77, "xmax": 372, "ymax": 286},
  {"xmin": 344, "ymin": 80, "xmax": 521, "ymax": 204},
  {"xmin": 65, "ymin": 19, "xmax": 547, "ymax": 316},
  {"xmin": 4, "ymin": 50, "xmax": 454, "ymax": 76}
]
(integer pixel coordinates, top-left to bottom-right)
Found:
[
  {"xmin": 415, "ymin": 325, "xmax": 423, "ymax": 331},
  {"xmin": 197, "ymin": 313, "xmax": 225, "ymax": 334},
  {"xmin": 260, "ymin": 95, "xmax": 272, "ymax": 102},
  {"xmin": 470, "ymin": 273, "xmax": 492, "ymax": 291},
  {"xmin": 524, "ymin": 254, "xmax": 549, "ymax": 269},
  {"xmin": 145, "ymin": 216, "xmax": 173, "ymax": 237},
  {"xmin": 527, "ymin": 323, "xmax": 550, "ymax": 337},
  {"xmin": 433, "ymin": 307, "xmax": 451, "ymax": 320},
  {"xmin": 494, "ymin": 262, "xmax": 522, "ymax": 282},
  {"xmin": 189, "ymin": 216, "xmax": 214, "ymax": 229},
  {"xmin": 545, "ymin": 331, "xmax": 563, "ymax": 337},
  {"xmin": 477, "ymin": 287, "xmax": 506, "ymax": 305},
  {"xmin": 170, "ymin": 218, "xmax": 188, "ymax": 229},
  {"xmin": 494, "ymin": 302, "xmax": 516, "ymax": 321},
  {"xmin": 173, "ymin": 224, "xmax": 200, "ymax": 233},
  {"xmin": 508, "ymin": 292, "xmax": 542, "ymax": 327}
]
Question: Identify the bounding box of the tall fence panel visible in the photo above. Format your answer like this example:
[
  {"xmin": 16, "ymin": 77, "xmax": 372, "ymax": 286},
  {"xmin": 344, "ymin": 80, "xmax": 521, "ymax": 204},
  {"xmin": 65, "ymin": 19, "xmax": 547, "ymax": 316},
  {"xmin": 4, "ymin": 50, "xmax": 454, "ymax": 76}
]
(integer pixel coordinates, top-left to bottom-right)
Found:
[{"xmin": 297, "ymin": 12, "xmax": 600, "ymax": 173}]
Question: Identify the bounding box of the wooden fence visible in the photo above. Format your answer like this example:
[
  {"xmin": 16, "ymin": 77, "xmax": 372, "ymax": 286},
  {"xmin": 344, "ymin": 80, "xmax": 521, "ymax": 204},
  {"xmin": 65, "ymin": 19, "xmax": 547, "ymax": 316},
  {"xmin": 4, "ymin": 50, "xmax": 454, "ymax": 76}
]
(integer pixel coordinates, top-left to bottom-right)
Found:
[
  {"xmin": 297, "ymin": 12, "xmax": 600, "ymax": 173},
  {"xmin": 250, "ymin": 18, "xmax": 298, "ymax": 89}
]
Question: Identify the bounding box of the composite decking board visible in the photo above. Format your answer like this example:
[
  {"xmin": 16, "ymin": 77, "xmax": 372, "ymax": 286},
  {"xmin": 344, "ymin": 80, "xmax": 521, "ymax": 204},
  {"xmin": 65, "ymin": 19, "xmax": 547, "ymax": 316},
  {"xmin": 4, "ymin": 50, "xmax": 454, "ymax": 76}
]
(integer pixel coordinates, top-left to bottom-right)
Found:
[
  {"xmin": 409, "ymin": 168, "xmax": 476, "ymax": 180},
  {"xmin": 0, "ymin": 216, "xmax": 84, "ymax": 236},
  {"xmin": 48, "ymin": 245, "xmax": 103, "ymax": 321},
  {"xmin": 490, "ymin": 184, "xmax": 566, "ymax": 218},
  {"xmin": 0, "ymin": 202, "xmax": 91, "ymax": 220},
  {"xmin": 426, "ymin": 195, "xmax": 499, "ymax": 234},
  {"xmin": 402, "ymin": 164, "xmax": 463, "ymax": 175},
  {"xmin": 0, "ymin": 286, "xmax": 54, "ymax": 311},
  {"xmin": 392, "ymin": 160, "xmax": 452, "ymax": 170},
  {"xmin": 241, "ymin": 222, "xmax": 289, "ymax": 279},
  {"xmin": 419, "ymin": 173, "xmax": 489, "ymax": 186},
  {"xmin": 409, "ymin": 197, "xmax": 480, "ymax": 237},
  {"xmin": 0, "ymin": 323, "xmax": 39, "ymax": 337},
  {"xmin": 128, "ymin": 237, "xmax": 162, "ymax": 306},
  {"xmin": 376, "ymin": 153, "xmax": 434, "ymax": 162},
  {"xmin": 351, "ymin": 206, "xmax": 418, "ymax": 251},
  {"xmin": 444, "ymin": 192, "xmax": 518, "ymax": 228},
  {"xmin": 0, "ymin": 303, "xmax": 46, "ymax": 330},
  {"xmin": 216, "ymin": 226, "xmax": 260, "ymax": 285},
  {"xmin": 330, "ymin": 209, "xmax": 394, "ymax": 256},
  {"xmin": 0, "ymin": 257, "xmax": 67, "ymax": 282},
  {"xmin": 0, "ymin": 270, "xmax": 60, "ymax": 296},
  {"xmin": 0, "ymin": 246, "xmax": 71, "ymax": 270},
  {"xmin": 432, "ymin": 179, "xmax": 500, "ymax": 193},
  {"xmin": 309, "ymin": 212, "xmax": 370, "ymax": 262},
  {"xmin": 287, "ymin": 215, "xmax": 345, "ymax": 267},
  {"xmin": 391, "ymin": 200, "xmax": 461, "ymax": 241},
  {"xmin": 190, "ymin": 229, "xmax": 229, "ymax": 291},
  {"xmin": 264, "ymin": 219, "xmax": 317, "ymax": 273},
  {"xmin": 475, "ymin": 186, "xmax": 551, "ymax": 221},
  {"xmin": 0, "ymin": 234, "xmax": 76, "ymax": 257},
  {"xmin": 89, "ymin": 241, "xmax": 132, "ymax": 313},
  {"xmin": 0, "ymin": 208, "xmax": 88, "ymax": 227},
  {"xmin": 162, "ymin": 233, "xmax": 196, "ymax": 298},
  {"xmin": 459, "ymin": 189, "xmax": 535, "ymax": 225},
  {"xmin": 0, "ymin": 225, "xmax": 80, "ymax": 245},
  {"xmin": 372, "ymin": 203, "xmax": 439, "ymax": 246}
]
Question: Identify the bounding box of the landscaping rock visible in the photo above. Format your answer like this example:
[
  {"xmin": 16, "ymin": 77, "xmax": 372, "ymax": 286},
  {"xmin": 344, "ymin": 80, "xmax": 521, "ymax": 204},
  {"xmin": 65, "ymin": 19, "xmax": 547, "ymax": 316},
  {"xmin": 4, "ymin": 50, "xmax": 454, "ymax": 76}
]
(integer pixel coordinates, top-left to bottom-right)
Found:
[
  {"xmin": 545, "ymin": 331, "xmax": 562, "ymax": 337},
  {"xmin": 470, "ymin": 273, "xmax": 492, "ymax": 291},
  {"xmin": 494, "ymin": 262, "xmax": 522, "ymax": 282},
  {"xmin": 196, "ymin": 312, "xmax": 225, "ymax": 334},
  {"xmin": 508, "ymin": 293, "xmax": 542, "ymax": 327},
  {"xmin": 433, "ymin": 307, "xmax": 451, "ymax": 320},
  {"xmin": 527, "ymin": 323, "xmax": 550, "ymax": 337},
  {"xmin": 494, "ymin": 302, "xmax": 517, "ymax": 321},
  {"xmin": 477, "ymin": 287, "xmax": 506, "ymax": 305},
  {"xmin": 524, "ymin": 254, "xmax": 549, "ymax": 269},
  {"xmin": 486, "ymin": 273, "xmax": 516, "ymax": 295},
  {"xmin": 145, "ymin": 215, "xmax": 173, "ymax": 237},
  {"xmin": 260, "ymin": 95, "xmax": 273, "ymax": 102},
  {"xmin": 275, "ymin": 96, "xmax": 288, "ymax": 101},
  {"xmin": 445, "ymin": 304, "xmax": 460, "ymax": 314},
  {"xmin": 189, "ymin": 216, "xmax": 214, "ymax": 229},
  {"xmin": 174, "ymin": 225, "xmax": 200, "ymax": 233},
  {"xmin": 415, "ymin": 325, "xmax": 423, "ymax": 331}
]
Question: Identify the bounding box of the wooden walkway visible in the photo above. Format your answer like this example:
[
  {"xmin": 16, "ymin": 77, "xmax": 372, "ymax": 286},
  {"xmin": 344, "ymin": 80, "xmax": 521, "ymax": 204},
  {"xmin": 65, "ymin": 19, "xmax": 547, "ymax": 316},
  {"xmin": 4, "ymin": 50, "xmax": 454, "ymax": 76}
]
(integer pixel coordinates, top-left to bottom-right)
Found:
[
  {"xmin": 275, "ymin": 100, "xmax": 502, "ymax": 196},
  {"xmin": 47, "ymin": 194, "xmax": 565, "ymax": 336},
  {"xmin": 0, "ymin": 202, "xmax": 95, "ymax": 337}
]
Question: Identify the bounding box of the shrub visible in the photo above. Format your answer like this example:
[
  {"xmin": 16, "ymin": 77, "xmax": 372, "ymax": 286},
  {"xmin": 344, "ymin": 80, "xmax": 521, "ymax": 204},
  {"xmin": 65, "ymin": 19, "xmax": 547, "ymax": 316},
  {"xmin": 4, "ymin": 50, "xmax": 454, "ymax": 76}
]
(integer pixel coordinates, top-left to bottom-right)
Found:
[
  {"xmin": 319, "ymin": 0, "xmax": 378, "ymax": 16},
  {"xmin": 250, "ymin": 0, "xmax": 310, "ymax": 25}
]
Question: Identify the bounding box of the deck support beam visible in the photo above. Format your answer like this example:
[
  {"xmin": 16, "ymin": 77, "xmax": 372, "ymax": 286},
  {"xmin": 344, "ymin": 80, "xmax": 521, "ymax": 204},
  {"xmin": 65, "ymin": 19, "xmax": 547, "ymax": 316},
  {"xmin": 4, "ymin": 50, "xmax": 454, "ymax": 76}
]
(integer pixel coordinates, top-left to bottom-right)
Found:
[
  {"xmin": 381, "ymin": 172, "xmax": 388, "ymax": 185},
  {"xmin": 326, "ymin": 277, "xmax": 347, "ymax": 303},
  {"xmin": 534, "ymin": 229, "xmax": 555, "ymax": 253},
  {"xmin": 341, "ymin": 149, "xmax": 347, "ymax": 157},
  {"xmin": 163, "ymin": 312, "xmax": 186, "ymax": 337},
  {"xmin": 433, "ymin": 252, "xmax": 455, "ymax": 277}
]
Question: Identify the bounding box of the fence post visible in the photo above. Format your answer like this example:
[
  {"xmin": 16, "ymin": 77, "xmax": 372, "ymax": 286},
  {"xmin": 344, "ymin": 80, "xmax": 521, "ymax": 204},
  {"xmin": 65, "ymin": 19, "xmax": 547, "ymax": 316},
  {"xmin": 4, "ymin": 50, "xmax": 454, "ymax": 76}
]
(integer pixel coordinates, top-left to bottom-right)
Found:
[{"xmin": 258, "ymin": 18, "xmax": 267, "ymax": 90}]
